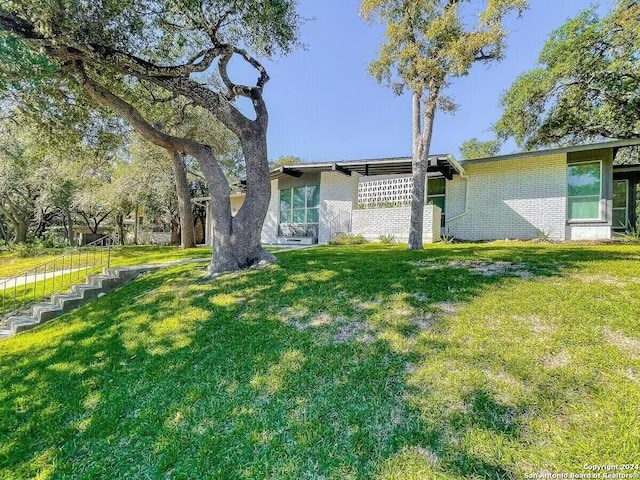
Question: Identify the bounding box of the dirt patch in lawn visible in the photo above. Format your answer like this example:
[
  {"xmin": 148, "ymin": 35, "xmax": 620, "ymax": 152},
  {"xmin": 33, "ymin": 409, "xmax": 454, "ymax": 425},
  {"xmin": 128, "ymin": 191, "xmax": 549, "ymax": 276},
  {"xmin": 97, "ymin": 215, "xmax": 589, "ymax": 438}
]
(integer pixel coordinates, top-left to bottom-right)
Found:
[
  {"xmin": 570, "ymin": 274, "xmax": 627, "ymax": 287},
  {"xmin": 540, "ymin": 351, "xmax": 571, "ymax": 369},
  {"xmin": 519, "ymin": 315, "xmax": 555, "ymax": 335},
  {"xmin": 407, "ymin": 259, "xmax": 533, "ymax": 278},
  {"xmin": 409, "ymin": 315, "xmax": 437, "ymax": 332},
  {"xmin": 602, "ymin": 327, "xmax": 640, "ymax": 359}
]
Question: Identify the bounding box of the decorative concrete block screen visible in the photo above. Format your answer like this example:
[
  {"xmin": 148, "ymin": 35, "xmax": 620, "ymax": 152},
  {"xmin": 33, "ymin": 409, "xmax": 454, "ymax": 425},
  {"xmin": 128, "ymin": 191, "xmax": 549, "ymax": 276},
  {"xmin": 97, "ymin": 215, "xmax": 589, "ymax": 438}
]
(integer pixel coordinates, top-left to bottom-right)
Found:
[
  {"xmin": 352, "ymin": 204, "xmax": 441, "ymax": 243},
  {"xmin": 358, "ymin": 177, "xmax": 413, "ymax": 208}
]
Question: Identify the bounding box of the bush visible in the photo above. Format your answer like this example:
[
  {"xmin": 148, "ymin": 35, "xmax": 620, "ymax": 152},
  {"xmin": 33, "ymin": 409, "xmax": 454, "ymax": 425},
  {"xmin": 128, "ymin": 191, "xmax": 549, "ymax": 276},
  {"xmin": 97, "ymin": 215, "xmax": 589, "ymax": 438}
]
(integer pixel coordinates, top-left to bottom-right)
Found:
[
  {"xmin": 440, "ymin": 233, "xmax": 456, "ymax": 244},
  {"xmin": 329, "ymin": 233, "xmax": 368, "ymax": 245},
  {"xmin": 13, "ymin": 242, "xmax": 44, "ymax": 258},
  {"xmin": 378, "ymin": 234, "xmax": 397, "ymax": 244},
  {"xmin": 40, "ymin": 230, "xmax": 68, "ymax": 249},
  {"xmin": 620, "ymin": 226, "xmax": 640, "ymax": 243}
]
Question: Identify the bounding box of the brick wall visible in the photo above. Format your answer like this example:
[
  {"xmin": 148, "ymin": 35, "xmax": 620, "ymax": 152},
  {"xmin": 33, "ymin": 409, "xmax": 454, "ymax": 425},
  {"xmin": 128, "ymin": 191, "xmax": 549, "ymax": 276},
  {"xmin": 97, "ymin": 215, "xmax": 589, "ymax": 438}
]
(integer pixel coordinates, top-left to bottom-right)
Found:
[
  {"xmin": 445, "ymin": 153, "xmax": 568, "ymax": 241},
  {"xmin": 261, "ymin": 179, "xmax": 279, "ymax": 244},
  {"xmin": 352, "ymin": 204, "xmax": 441, "ymax": 243},
  {"xmin": 318, "ymin": 171, "xmax": 359, "ymax": 244}
]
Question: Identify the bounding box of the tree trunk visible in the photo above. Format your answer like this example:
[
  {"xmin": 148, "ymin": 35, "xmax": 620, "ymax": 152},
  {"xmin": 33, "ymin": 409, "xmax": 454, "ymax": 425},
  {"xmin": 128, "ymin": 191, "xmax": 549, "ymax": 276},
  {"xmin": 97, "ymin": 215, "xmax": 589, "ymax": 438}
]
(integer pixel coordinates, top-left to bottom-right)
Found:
[
  {"xmin": 14, "ymin": 219, "xmax": 28, "ymax": 244},
  {"xmin": 133, "ymin": 204, "xmax": 139, "ymax": 245},
  {"xmin": 170, "ymin": 151, "xmax": 196, "ymax": 249},
  {"xmin": 65, "ymin": 208, "xmax": 74, "ymax": 245},
  {"xmin": 116, "ymin": 213, "xmax": 126, "ymax": 245},
  {"xmin": 408, "ymin": 86, "xmax": 439, "ymax": 250},
  {"xmin": 197, "ymin": 135, "xmax": 276, "ymax": 275},
  {"xmin": 170, "ymin": 217, "xmax": 180, "ymax": 245}
]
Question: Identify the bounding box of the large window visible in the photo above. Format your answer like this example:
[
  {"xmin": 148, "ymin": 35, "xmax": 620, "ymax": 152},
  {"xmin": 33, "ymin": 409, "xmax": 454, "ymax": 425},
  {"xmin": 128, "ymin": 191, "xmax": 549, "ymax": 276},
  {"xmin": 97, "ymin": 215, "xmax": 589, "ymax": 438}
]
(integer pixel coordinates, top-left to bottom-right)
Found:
[
  {"xmin": 613, "ymin": 179, "xmax": 629, "ymax": 230},
  {"xmin": 426, "ymin": 178, "xmax": 446, "ymax": 211},
  {"xmin": 567, "ymin": 161, "xmax": 602, "ymax": 221},
  {"xmin": 280, "ymin": 185, "xmax": 319, "ymax": 224}
]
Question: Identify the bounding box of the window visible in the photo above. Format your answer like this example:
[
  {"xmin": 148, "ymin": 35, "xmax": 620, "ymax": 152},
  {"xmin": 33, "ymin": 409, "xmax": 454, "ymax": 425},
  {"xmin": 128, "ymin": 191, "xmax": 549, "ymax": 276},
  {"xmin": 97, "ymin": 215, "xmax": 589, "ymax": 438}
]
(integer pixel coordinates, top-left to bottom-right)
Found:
[
  {"xmin": 426, "ymin": 177, "xmax": 446, "ymax": 212},
  {"xmin": 280, "ymin": 185, "xmax": 319, "ymax": 224},
  {"xmin": 567, "ymin": 161, "xmax": 602, "ymax": 221},
  {"xmin": 613, "ymin": 179, "xmax": 629, "ymax": 230}
]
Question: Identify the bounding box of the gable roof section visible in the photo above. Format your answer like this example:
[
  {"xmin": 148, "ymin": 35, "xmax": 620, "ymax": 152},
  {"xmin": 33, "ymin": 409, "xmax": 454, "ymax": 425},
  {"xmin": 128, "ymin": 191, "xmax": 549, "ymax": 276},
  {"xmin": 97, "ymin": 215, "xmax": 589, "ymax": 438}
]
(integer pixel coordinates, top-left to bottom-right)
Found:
[
  {"xmin": 271, "ymin": 154, "xmax": 465, "ymax": 180},
  {"xmin": 462, "ymin": 138, "xmax": 640, "ymax": 165}
]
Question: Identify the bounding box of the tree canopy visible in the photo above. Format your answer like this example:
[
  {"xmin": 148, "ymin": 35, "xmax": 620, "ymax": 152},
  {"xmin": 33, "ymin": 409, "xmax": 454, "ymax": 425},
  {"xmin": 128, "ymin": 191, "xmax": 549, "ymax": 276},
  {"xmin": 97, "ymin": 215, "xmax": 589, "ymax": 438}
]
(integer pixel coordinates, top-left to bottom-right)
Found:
[
  {"xmin": 459, "ymin": 137, "xmax": 501, "ymax": 160},
  {"xmin": 0, "ymin": 0, "xmax": 302, "ymax": 272},
  {"xmin": 362, "ymin": 0, "xmax": 526, "ymax": 249},
  {"xmin": 496, "ymin": 1, "xmax": 640, "ymax": 149}
]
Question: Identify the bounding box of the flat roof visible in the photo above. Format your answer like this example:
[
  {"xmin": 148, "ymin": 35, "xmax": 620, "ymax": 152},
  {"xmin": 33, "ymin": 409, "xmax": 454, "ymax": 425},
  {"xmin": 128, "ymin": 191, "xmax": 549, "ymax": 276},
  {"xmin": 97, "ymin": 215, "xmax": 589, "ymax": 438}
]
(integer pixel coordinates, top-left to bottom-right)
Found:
[
  {"xmin": 462, "ymin": 138, "xmax": 640, "ymax": 165},
  {"xmin": 270, "ymin": 154, "xmax": 465, "ymax": 180}
]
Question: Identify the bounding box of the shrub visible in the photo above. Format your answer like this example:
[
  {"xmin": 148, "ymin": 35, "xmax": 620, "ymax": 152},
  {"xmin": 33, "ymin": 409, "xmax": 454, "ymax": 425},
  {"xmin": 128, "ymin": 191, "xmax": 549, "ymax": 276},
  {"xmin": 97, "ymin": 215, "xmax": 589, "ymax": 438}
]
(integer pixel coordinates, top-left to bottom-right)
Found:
[
  {"xmin": 620, "ymin": 226, "xmax": 640, "ymax": 243},
  {"xmin": 329, "ymin": 233, "xmax": 368, "ymax": 245},
  {"xmin": 13, "ymin": 242, "xmax": 44, "ymax": 258},
  {"xmin": 440, "ymin": 233, "xmax": 456, "ymax": 244},
  {"xmin": 378, "ymin": 234, "xmax": 397, "ymax": 244}
]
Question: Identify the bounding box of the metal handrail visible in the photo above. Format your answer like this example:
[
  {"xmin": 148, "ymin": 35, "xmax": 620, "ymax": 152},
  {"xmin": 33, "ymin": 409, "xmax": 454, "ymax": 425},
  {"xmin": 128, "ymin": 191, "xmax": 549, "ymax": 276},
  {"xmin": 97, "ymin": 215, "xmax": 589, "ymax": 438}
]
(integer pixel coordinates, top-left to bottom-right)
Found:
[{"xmin": 1, "ymin": 235, "xmax": 113, "ymax": 320}]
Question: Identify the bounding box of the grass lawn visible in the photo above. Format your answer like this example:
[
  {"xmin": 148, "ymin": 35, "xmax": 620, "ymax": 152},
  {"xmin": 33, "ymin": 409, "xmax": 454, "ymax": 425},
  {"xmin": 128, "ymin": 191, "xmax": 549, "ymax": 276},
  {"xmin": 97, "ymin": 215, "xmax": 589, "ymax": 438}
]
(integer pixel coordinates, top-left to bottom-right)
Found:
[
  {"xmin": 0, "ymin": 245, "xmax": 212, "ymax": 279},
  {"xmin": 0, "ymin": 243, "xmax": 639, "ymax": 479}
]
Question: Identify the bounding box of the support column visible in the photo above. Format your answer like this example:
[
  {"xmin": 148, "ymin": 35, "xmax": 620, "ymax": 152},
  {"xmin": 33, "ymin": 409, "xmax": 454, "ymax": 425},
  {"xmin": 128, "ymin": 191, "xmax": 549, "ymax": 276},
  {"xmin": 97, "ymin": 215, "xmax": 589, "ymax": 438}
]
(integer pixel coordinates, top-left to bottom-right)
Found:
[{"xmin": 205, "ymin": 201, "xmax": 213, "ymax": 247}]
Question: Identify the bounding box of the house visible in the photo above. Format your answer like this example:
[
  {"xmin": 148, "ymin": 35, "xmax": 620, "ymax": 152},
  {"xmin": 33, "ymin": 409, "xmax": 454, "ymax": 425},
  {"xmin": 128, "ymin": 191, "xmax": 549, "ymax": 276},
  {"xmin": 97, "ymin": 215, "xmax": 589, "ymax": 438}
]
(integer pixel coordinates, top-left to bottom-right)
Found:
[{"xmin": 203, "ymin": 138, "xmax": 640, "ymax": 245}]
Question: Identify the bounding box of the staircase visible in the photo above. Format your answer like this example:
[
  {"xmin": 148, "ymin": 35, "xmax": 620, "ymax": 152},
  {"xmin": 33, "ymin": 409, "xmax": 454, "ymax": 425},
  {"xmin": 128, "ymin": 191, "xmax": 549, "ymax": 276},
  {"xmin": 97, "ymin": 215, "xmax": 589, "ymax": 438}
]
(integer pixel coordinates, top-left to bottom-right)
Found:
[
  {"xmin": 0, "ymin": 266, "xmax": 142, "ymax": 340},
  {"xmin": 0, "ymin": 259, "xmax": 207, "ymax": 341}
]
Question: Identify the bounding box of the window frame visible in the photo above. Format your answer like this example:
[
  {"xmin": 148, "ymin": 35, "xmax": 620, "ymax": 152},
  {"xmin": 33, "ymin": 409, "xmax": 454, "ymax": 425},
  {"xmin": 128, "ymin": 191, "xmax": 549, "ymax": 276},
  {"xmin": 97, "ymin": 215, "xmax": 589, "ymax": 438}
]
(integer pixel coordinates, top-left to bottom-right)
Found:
[
  {"xmin": 567, "ymin": 160, "xmax": 603, "ymax": 222},
  {"xmin": 426, "ymin": 177, "xmax": 446, "ymax": 213},
  {"xmin": 279, "ymin": 185, "xmax": 320, "ymax": 225},
  {"xmin": 612, "ymin": 178, "xmax": 629, "ymax": 231}
]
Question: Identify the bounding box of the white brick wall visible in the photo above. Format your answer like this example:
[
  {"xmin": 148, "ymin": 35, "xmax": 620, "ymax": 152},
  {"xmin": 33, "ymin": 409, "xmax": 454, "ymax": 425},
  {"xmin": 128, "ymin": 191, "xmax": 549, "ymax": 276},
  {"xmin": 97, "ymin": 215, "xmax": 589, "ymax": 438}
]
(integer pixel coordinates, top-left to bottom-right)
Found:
[
  {"xmin": 352, "ymin": 204, "xmax": 441, "ymax": 243},
  {"xmin": 445, "ymin": 154, "xmax": 568, "ymax": 241},
  {"xmin": 318, "ymin": 171, "xmax": 359, "ymax": 244},
  {"xmin": 261, "ymin": 179, "xmax": 279, "ymax": 244}
]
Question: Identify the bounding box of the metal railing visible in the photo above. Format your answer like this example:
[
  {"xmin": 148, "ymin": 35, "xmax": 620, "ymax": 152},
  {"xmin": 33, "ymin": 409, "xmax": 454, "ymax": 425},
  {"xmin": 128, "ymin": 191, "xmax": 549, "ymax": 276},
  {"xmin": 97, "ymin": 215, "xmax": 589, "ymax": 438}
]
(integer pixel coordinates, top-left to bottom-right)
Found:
[{"xmin": 1, "ymin": 235, "xmax": 112, "ymax": 321}]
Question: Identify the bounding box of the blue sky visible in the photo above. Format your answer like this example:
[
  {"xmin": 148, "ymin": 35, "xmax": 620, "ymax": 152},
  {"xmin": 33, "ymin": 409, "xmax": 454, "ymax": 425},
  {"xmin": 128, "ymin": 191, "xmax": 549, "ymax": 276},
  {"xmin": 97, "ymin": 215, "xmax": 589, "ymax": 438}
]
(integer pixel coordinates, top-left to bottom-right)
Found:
[{"xmin": 253, "ymin": 0, "xmax": 611, "ymax": 162}]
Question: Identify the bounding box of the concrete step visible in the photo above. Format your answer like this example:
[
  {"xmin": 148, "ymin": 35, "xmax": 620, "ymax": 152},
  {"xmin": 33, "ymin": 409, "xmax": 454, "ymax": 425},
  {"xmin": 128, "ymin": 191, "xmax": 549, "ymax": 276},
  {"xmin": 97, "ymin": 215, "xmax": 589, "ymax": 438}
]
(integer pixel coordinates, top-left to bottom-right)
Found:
[
  {"xmin": 87, "ymin": 274, "xmax": 120, "ymax": 291},
  {"xmin": 7, "ymin": 315, "xmax": 39, "ymax": 334},
  {"xmin": 104, "ymin": 267, "xmax": 140, "ymax": 282},
  {"xmin": 31, "ymin": 303, "xmax": 64, "ymax": 323},
  {"xmin": 0, "ymin": 329, "xmax": 12, "ymax": 339},
  {"xmin": 72, "ymin": 284, "xmax": 103, "ymax": 300},
  {"xmin": 51, "ymin": 293, "xmax": 85, "ymax": 311}
]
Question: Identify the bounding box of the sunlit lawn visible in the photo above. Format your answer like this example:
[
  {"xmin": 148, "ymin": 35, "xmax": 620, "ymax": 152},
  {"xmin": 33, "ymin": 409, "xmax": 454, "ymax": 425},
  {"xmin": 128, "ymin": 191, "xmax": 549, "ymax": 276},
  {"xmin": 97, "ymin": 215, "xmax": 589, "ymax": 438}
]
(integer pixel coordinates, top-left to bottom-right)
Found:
[
  {"xmin": 0, "ymin": 243, "xmax": 639, "ymax": 479},
  {"xmin": 0, "ymin": 245, "xmax": 212, "ymax": 279}
]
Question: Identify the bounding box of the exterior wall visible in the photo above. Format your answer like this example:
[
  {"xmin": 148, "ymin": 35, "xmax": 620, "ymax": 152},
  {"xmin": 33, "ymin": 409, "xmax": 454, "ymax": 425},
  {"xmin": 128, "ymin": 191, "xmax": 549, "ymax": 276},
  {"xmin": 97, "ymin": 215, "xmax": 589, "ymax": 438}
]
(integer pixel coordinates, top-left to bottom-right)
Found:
[
  {"xmin": 318, "ymin": 171, "xmax": 359, "ymax": 244},
  {"xmin": 445, "ymin": 153, "xmax": 568, "ymax": 241},
  {"xmin": 565, "ymin": 148, "xmax": 614, "ymax": 240},
  {"xmin": 352, "ymin": 204, "xmax": 441, "ymax": 243},
  {"xmin": 260, "ymin": 179, "xmax": 279, "ymax": 244}
]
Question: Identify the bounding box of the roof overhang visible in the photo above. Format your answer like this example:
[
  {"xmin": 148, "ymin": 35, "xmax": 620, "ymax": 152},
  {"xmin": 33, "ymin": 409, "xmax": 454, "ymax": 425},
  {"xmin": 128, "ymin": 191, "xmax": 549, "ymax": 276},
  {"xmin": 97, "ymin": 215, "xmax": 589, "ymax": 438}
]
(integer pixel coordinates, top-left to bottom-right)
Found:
[
  {"xmin": 463, "ymin": 138, "xmax": 640, "ymax": 165},
  {"xmin": 271, "ymin": 154, "xmax": 464, "ymax": 180}
]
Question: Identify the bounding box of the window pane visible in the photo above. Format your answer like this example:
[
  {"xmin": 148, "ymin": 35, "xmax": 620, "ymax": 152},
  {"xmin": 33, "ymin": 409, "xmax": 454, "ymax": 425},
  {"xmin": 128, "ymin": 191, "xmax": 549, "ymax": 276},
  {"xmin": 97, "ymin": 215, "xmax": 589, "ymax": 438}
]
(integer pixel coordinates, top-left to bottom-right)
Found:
[
  {"xmin": 427, "ymin": 178, "xmax": 446, "ymax": 196},
  {"xmin": 307, "ymin": 208, "xmax": 319, "ymax": 223},
  {"xmin": 280, "ymin": 210, "xmax": 292, "ymax": 223},
  {"xmin": 568, "ymin": 162, "xmax": 601, "ymax": 196},
  {"xmin": 428, "ymin": 196, "xmax": 445, "ymax": 211},
  {"xmin": 613, "ymin": 181, "xmax": 628, "ymax": 208},
  {"xmin": 280, "ymin": 189, "xmax": 291, "ymax": 211},
  {"xmin": 293, "ymin": 209, "xmax": 306, "ymax": 223},
  {"xmin": 293, "ymin": 187, "xmax": 306, "ymax": 208},
  {"xmin": 613, "ymin": 209, "xmax": 628, "ymax": 229},
  {"xmin": 568, "ymin": 197, "xmax": 600, "ymax": 220},
  {"xmin": 307, "ymin": 185, "xmax": 320, "ymax": 208}
]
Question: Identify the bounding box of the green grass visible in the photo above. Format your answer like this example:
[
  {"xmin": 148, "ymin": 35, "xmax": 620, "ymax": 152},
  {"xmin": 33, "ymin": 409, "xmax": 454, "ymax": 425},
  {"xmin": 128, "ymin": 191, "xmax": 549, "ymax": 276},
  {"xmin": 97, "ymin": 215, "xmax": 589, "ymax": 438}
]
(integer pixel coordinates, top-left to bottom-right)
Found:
[
  {"xmin": 0, "ymin": 245, "xmax": 212, "ymax": 279},
  {"xmin": 0, "ymin": 243, "xmax": 639, "ymax": 479}
]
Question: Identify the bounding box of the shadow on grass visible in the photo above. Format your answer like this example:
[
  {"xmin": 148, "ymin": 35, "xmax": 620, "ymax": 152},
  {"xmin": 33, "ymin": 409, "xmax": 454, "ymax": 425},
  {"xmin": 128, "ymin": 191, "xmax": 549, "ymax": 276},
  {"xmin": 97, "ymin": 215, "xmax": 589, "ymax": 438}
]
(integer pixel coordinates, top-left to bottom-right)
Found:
[{"xmin": 0, "ymin": 243, "xmax": 638, "ymax": 478}]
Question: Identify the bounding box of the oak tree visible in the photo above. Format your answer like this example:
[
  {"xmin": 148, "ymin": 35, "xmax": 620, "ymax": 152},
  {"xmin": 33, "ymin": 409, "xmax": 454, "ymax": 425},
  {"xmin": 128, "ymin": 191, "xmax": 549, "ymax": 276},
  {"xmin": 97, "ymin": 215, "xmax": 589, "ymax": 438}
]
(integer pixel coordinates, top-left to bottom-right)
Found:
[
  {"xmin": 362, "ymin": 0, "xmax": 526, "ymax": 249},
  {"xmin": 0, "ymin": 0, "xmax": 301, "ymax": 274},
  {"xmin": 496, "ymin": 1, "xmax": 640, "ymax": 149}
]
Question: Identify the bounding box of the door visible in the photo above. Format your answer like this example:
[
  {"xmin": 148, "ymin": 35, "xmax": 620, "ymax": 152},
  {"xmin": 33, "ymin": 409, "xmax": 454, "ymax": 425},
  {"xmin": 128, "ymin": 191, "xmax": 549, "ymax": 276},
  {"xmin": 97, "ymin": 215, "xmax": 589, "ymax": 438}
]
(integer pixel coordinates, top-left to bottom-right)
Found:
[{"xmin": 612, "ymin": 179, "xmax": 629, "ymax": 231}]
